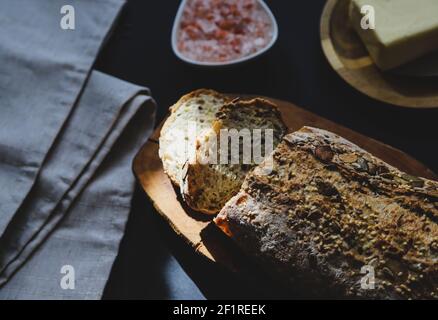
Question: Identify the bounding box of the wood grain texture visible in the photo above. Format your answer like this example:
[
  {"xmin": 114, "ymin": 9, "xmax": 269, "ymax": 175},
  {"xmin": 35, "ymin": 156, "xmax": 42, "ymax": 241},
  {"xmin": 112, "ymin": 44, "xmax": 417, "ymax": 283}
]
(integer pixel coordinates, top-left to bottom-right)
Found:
[
  {"xmin": 320, "ymin": 0, "xmax": 438, "ymax": 109},
  {"xmin": 133, "ymin": 96, "xmax": 437, "ymax": 272}
]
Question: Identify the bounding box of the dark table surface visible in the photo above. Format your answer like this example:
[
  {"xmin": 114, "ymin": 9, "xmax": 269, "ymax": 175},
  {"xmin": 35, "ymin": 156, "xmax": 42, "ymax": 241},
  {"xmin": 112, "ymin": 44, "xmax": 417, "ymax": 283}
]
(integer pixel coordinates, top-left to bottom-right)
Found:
[{"xmin": 97, "ymin": 0, "xmax": 438, "ymax": 299}]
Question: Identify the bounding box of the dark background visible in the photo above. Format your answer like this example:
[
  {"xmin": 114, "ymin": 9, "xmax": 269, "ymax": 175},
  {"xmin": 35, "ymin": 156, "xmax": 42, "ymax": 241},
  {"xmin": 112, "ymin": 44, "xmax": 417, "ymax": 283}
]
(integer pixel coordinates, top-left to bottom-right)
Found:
[{"xmin": 96, "ymin": 0, "xmax": 438, "ymax": 299}]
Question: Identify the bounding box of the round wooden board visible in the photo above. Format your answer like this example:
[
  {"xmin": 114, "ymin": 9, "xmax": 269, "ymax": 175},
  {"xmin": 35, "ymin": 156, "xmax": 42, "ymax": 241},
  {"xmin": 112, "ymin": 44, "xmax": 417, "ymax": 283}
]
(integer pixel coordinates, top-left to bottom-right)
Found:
[
  {"xmin": 320, "ymin": 0, "xmax": 438, "ymax": 109},
  {"xmin": 132, "ymin": 96, "xmax": 436, "ymax": 273}
]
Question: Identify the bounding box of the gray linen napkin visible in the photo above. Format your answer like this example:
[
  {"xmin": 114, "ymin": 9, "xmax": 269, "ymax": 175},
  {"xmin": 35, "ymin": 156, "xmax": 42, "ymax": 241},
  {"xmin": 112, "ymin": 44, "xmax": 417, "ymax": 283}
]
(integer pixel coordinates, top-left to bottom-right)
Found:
[
  {"xmin": 0, "ymin": 70, "xmax": 154, "ymax": 287},
  {"xmin": 0, "ymin": 0, "xmax": 204, "ymax": 299},
  {"xmin": 0, "ymin": 0, "xmax": 125, "ymax": 238},
  {"xmin": 0, "ymin": 70, "xmax": 156, "ymax": 299}
]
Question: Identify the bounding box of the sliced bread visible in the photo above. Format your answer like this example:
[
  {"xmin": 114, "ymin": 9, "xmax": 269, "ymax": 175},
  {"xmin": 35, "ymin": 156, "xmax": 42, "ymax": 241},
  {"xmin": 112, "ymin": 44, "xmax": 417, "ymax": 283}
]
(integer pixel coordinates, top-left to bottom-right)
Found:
[
  {"xmin": 181, "ymin": 98, "xmax": 287, "ymax": 214},
  {"xmin": 158, "ymin": 89, "xmax": 229, "ymax": 186}
]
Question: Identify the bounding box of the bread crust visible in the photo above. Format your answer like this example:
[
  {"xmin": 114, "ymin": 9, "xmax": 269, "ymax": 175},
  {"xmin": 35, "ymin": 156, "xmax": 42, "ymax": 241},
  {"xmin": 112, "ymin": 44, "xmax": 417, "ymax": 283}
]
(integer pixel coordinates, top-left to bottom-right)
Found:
[{"xmin": 215, "ymin": 126, "xmax": 438, "ymax": 299}]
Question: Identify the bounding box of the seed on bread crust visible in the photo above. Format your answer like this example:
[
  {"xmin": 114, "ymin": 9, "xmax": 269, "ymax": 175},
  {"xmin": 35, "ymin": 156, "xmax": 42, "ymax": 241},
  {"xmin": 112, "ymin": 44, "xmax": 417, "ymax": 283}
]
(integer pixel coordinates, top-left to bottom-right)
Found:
[{"xmin": 216, "ymin": 126, "xmax": 438, "ymax": 299}]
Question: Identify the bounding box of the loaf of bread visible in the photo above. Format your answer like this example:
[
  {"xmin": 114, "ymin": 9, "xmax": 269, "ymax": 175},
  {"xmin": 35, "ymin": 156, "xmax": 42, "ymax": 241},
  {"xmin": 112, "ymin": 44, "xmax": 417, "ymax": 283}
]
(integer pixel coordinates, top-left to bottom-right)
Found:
[
  {"xmin": 159, "ymin": 89, "xmax": 229, "ymax": 186},
  {"xmin": 215, "ymin": 127, "xmax": 438, "ymax": 299},
  {"xmin": 181, "ymin": 98, "xmax": 287, "ymax": 214}
]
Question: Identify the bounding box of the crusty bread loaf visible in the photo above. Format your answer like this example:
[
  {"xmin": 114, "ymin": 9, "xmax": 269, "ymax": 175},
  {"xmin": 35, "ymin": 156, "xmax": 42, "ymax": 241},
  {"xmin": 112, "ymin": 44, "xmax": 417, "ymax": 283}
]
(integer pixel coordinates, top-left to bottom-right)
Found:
[
  {"xmin": 159, "ymin": 89, "xmax": 229, "ymax": 186},
  {"xmin": 181, "ymin": 98, "xmax": 287, "ymax": 214},
  {"xmin": 215, "ymin": 126, "xmax": 438, "ymax": 299}
]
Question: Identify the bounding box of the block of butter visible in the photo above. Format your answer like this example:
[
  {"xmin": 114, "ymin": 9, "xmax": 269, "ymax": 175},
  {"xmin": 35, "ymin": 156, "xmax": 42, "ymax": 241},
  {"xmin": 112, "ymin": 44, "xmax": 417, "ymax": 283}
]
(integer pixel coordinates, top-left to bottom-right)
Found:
[{"xmin": 350, "ymin": 0, "xmax": 438, "ymax": 70}]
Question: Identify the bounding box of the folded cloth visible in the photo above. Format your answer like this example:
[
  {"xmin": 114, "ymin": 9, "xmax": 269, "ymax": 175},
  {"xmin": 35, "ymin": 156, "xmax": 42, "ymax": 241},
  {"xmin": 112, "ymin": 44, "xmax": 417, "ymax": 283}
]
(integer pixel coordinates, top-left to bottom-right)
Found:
[
  {"xmin": 0, "ymin": 71, "xmax": 156, "ymax": 299},
  {"xmin": 0, "ymin": 0, "xmax": 125, "ymax": 238},
  {"xmin": 0, "ymin": 0, "xmax": 205, "ymax": 300},
  {"xmin": 0, "ymin": 70, "xmax": 155, "ymax": 292}
]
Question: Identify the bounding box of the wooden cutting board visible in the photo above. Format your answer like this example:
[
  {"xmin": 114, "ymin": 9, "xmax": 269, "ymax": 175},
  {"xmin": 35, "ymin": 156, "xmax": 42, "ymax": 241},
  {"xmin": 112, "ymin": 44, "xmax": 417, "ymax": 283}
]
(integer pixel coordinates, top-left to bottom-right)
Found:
[{"xmin": 133, "ymin": 96, "xmax": 436, "ymax": 272}]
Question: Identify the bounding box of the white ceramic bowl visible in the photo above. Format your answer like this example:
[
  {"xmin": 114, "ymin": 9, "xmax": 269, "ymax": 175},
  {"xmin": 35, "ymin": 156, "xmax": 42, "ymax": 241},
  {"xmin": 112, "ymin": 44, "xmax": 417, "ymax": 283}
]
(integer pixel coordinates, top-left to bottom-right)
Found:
[{"xmin": 171, "ymin": 0, "xmax": 278, "ymax": 67}]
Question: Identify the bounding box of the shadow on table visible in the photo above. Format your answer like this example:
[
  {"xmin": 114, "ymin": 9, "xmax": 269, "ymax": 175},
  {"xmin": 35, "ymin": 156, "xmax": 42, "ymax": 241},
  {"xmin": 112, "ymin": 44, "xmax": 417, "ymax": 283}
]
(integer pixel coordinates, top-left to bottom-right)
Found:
[
  {"xmin": 105, "ymin": 185, "xmax": 328, "ymax": 299},
  {"xmin": 103, "ymin": 186, "xmax": 203, "ymax": 300}
]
